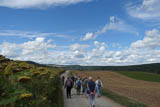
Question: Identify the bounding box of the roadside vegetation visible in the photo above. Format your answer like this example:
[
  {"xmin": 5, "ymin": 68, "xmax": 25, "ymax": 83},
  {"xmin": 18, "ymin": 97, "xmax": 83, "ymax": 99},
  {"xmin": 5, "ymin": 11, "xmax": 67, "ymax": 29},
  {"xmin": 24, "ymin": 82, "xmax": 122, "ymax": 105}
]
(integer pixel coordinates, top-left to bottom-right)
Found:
[
  {"xmin": 0, "ymin": 55, "xmax": 64, "ymax": 107},
  {"xmin": 116, "ymin": 71, "xmax": 160, "ymax": 82}
]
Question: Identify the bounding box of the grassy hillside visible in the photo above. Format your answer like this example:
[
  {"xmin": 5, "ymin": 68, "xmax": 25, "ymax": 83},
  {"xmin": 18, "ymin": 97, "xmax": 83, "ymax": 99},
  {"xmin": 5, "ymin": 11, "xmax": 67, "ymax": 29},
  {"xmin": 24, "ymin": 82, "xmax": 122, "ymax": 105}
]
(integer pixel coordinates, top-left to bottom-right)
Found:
[
  {"xmin": 116, "ymin": 71, "xmax": 160, "ymax": 82},
  {"xmin": 0, "ymin": 55, "xmax": 65, "ymax": 107},
  {"xmin": 61, "ymin": 63, "xmax": 160, "ymax": 74}
]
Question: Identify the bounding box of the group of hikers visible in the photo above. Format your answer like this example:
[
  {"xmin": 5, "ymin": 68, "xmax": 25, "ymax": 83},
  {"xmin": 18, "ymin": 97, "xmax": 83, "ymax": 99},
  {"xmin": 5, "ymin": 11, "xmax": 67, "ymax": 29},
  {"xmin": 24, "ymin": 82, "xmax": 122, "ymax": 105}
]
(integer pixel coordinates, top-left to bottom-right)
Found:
[{"xmin": 62, "ymin": 75, "xmax": 103, "ymax": 107}]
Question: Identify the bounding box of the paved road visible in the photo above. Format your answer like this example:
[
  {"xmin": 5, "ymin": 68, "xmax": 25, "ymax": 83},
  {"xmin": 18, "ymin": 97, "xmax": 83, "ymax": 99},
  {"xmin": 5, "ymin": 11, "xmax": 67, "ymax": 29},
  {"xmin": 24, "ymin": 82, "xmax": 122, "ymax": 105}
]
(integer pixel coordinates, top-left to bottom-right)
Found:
[{"xmin": 62, "ymin": 71, "xmax": 123, "ymax": 107}]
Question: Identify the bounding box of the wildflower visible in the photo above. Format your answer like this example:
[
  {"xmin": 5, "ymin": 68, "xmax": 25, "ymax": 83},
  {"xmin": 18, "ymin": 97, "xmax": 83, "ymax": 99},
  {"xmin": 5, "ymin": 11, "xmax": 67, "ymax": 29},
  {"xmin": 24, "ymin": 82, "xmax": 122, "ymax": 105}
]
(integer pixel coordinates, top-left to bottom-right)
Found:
[
  {"xmin": 50, "ymin": 76, "xmax": 54, "ymax": 79},
  {"xmin": 18, "ymin": 62, "xmax": 28, "ymax": 68},
  {"xmin": 18, "ymin": 76, "xmax": 31, "ymax": 82},
  {"xmin": 42, "ymin": 97, "xmax": 47, "ymax": 100},
  {"xmin": 32, "ymin": 72, "xmax": 40, "ymax": 76},
  {"xmin": 38, "ymin": 67, "xmax": 45, "ymax": 71},
  {"xmin": 20, "ymin": 93, "xmax": 33, "ymax": 99},
  {"xmin": 12, "ymin": 69, "xmax": 22, "ymax": 73},
  {"xmin": 40, "ymin": 72, "xmax": 48, "ymax": 76}
]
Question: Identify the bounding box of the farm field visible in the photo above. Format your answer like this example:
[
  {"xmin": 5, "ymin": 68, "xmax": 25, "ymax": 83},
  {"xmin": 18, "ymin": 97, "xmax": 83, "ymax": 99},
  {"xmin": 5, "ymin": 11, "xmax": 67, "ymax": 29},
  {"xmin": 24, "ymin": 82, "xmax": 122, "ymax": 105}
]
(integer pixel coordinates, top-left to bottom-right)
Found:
[
  {"xmin": 117, "ymin": 71, "xmax": 160, "ymax": 82},
  {"xmin": 73, "ymin": 71, "xmax": 160, "ymax": 107}
]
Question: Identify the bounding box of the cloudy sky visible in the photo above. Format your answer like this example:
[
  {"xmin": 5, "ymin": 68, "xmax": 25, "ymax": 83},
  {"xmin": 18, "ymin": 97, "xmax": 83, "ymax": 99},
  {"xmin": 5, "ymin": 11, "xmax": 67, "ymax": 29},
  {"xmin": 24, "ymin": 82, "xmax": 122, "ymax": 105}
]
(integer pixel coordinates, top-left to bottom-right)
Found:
[{"xmin": 0, "ymin": 0, "xmax": 160, "ymax": 65}]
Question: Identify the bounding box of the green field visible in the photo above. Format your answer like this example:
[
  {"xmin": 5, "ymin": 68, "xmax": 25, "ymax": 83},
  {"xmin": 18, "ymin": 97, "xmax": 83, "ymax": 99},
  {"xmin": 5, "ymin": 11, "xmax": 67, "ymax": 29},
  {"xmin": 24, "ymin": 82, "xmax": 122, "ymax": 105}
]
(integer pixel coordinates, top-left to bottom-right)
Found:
[{"xmin": 116, "ymin": 71, "xmax": 160, "ymax": 82}]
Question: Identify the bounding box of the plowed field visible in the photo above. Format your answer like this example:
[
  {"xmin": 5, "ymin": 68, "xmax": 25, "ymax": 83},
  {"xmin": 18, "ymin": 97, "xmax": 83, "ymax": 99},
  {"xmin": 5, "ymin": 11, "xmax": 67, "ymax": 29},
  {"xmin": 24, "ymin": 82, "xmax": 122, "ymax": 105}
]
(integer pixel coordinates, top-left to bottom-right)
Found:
[{"xmin": 73, "ymin": 71, "xmax": 160, "ymax": 107}]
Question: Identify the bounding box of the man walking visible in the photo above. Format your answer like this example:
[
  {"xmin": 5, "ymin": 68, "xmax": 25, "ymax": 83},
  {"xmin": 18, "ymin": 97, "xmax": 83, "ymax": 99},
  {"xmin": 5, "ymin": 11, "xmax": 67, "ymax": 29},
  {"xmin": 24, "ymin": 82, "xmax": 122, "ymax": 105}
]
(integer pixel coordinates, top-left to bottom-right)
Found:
[
  {"xmin": 76, "ymin": 77, "xmax": 82, "ymax": 95},
  {"xmin": 83, "ymin": 77, "xmax": 88, "ymax": 96},
  {"xmin": 95, "ymin": 77, "xmax": 103, "ymax": 97},
  {"xmin": 71, "ymin": 75, "xmax": 75, "ymax": 86},
  {"xmin": 62, "ymin": 76, "xmax": 65, "ymax": 86},
  {"xmin": 87, "ymin": 77, "xmax": 96, "ymax": 107},
  {"xmin": 65, "ymin": 77, "xmax": 73, "ymax": 98}
]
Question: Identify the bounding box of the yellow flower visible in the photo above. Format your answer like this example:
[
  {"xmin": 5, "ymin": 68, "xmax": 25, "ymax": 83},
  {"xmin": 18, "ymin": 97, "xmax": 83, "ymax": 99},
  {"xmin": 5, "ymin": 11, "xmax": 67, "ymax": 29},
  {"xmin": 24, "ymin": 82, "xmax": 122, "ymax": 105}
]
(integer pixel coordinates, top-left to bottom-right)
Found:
[
  {"xmin": 18, "ymin": 76, "xmax": 31, "ymax": 82},
  {"xmin": 40, "ymin": 72, "xmax": 48, "ymax": 76},
  {"xmin": 20, "ymin": 93, "xmax": 33, "ymax": 99},
  {"xmin": 50, "ymin": 76, "xmax": 54, "ymax": 79},
  {"xmin": 32, "ymin": 72, "xmax": 40, "ymax": 76},
  {"xmin": 42, "ymin": 97, "xmax": 47, "ymax": 100},
  {"xmin": 38, "ymin": 67, "xmax": 45, "ymax": 71},
  {"xmin": 18, "ymin": 62, "xmax": 28, "ymax": 68}
]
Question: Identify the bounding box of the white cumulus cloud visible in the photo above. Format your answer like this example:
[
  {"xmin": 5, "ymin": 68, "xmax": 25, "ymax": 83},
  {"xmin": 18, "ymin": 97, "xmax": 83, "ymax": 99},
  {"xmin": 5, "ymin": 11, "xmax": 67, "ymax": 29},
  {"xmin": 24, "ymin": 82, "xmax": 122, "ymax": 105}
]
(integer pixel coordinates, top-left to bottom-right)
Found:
[
  {"xmin": 131, "ymin": 29, "xmax": 160, "ymax": 49},
  {"xmin": 83, "ymin": 32, "xmax": 95, "ymax": 41},
  {"xmin": 83, "ymin": 16, "xmax": 138, "ymax": 41},
  {"xmin": 127, "ymin": 0, "xmax": 160, "ymax": 21},
  {"xmin": 1, "ymin": 29, "xmax": 160, "ymax": 65},
  {"xmin": 0, "ymin": 0, "xmax": 92, "ymax": 9},
  {"xmin": 70, "ymin": 43, "xmax": 89, "ymax": 51},
  {"xmin": 0, "ymin": 37, "xmax": 56, "ymax": 63}
]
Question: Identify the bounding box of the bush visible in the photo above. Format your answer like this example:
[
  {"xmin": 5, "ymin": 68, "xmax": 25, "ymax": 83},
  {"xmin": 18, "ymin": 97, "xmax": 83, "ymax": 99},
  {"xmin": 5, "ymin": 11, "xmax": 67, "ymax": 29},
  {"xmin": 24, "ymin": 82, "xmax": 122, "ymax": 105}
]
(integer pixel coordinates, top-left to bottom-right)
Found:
[{"xmin": 0, "ymin": 56, "xmax": 64, "ymax": 107}]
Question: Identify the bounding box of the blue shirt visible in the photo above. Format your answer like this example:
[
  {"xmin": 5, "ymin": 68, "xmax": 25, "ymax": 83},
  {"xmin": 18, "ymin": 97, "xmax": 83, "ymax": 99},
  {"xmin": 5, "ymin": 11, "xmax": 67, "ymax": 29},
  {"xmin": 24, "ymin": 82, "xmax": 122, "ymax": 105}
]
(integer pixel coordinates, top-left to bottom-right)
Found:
[{"xmin": 88, "ymin": 80, "xmax": 96, "ymax": 92}]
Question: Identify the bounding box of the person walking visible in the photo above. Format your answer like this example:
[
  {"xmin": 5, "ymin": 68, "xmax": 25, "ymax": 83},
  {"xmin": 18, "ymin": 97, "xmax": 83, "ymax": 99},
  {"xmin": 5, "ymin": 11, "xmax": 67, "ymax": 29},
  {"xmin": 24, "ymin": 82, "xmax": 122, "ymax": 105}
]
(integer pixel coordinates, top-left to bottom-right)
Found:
[
  {"xmin": 82, "ymin": 78, "xmax": 85, "ymax": 94},
  {"xmin": 64, "ymin": 77, "xmax": 73, "ymax": 98},
  {"xmin": 74, "ymin": 75, "xmax": 78, "ymax": 85},
  {"xmin": 76, "ymin": 77, "xmax": 82, "ymax": 95},
  {"xmin": 95, "ymin": 77, "xmax": 103, "ymax": 97},
  {"xmin": 87, "ymin": 77, "xmax": 96, "ymax": 107},
  {"xmin": 71, "ymin": 75, "xmax": 75, "ymax": 86},
  {"xmin": 83, "ymin": 77, "xmax": 88, "ymax": 97},
  {"xmin": 62, "ymin": 76, "xmax": 65, "ymax": 86}
]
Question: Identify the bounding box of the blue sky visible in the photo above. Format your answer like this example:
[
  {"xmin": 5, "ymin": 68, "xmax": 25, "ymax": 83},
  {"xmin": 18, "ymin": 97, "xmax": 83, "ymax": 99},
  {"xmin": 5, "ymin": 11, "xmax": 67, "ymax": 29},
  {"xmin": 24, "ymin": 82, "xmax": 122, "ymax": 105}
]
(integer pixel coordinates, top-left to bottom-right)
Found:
[{"xmin": 0, "ymin": 0, "xmax": 160, "ymax": 65}]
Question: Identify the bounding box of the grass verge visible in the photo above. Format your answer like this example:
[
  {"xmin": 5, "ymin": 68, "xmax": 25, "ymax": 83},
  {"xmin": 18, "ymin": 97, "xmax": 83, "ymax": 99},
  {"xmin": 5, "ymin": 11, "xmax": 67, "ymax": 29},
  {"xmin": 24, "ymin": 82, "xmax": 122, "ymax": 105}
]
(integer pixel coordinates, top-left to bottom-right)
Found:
[
  {"xmin": 101, "ymin": 88, "xmax": 147, "ymax": 107},
  {"xmin": 116, "ymin": 71, "xmax": 160, "ymax": 82}
]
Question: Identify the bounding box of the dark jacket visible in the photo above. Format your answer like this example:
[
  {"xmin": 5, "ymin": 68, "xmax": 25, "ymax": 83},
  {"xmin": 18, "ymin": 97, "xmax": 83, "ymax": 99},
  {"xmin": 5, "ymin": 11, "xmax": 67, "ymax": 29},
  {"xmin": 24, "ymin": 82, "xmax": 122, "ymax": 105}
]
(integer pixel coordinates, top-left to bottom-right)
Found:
[
  {"xmin": 65, "ymin": 79, "xmax": 73, "ymax": 88},
  {"xmin": 87, "ymin": 80, "xmax": 96, "ymax": 93}
]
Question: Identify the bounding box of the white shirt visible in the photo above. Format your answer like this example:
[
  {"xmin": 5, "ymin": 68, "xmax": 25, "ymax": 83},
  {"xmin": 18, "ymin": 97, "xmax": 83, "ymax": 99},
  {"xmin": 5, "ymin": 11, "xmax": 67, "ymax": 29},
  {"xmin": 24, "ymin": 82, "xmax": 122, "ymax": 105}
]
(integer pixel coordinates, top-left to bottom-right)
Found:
[{"xmin": 95, "ymin": 79, "xmax": 103, "ymax": 87}]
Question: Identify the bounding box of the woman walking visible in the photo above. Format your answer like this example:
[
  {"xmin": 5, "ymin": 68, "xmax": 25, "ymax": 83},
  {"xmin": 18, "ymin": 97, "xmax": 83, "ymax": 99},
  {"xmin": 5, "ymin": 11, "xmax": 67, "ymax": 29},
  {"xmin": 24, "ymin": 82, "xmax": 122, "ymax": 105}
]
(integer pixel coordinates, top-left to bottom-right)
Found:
[
  {"xmin": 95, "ymin": 77, "xmax": 103, "ymax": 97},
  {"xmin": 65, "ymin": 77, "xmax": 73, "ymax": 98},
  {"xmin": 87, "ymin": 77, "xmax": 96, "ymax": 107}
]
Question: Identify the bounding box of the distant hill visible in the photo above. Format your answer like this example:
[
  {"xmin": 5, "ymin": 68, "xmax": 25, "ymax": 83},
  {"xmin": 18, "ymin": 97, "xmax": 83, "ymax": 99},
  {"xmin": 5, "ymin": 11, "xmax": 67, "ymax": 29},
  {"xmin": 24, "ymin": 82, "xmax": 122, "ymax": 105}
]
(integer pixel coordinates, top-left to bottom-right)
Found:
[
  {"xmin": 17, "ymin": 60, "xmax": 160, "ymax": 74},
  {"xmin": 26, "ymin": 61, "xmax": 47, "ymax": 67},
  {"xmin": 4, "ymin": 56, "xmax": 159, "ymax": 74},
  {"xmin": 60, "ymin": 63, "xmax": 160, "ymax": 74}
]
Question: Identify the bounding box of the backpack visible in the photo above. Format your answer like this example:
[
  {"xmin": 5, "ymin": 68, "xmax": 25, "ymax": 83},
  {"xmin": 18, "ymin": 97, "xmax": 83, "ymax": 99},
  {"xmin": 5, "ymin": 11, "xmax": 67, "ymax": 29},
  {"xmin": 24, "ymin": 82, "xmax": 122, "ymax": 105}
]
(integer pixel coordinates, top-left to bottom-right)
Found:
[
  {"xmin": 98, "ymin": 80, "xmax": 101, "ymax": 88},
  {"xmin": 77, "ymin": 80, "xmax": 81, "ymax": 87},
  {"xmin": 66, "ymin": 80, "xmax": 72, "ymax": 87},
  {"xmin": 83, "ymin": 79, "xmax": 87, "ymax": 87}
]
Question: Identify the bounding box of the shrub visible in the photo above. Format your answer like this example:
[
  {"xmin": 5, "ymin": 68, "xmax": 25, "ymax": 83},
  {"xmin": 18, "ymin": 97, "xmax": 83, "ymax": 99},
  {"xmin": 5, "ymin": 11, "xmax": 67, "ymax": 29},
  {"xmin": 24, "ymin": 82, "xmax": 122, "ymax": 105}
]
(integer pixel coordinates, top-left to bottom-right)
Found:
[{"xmin": 0, "ymin": 56, "xmax": 64, "ymax": 107}]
